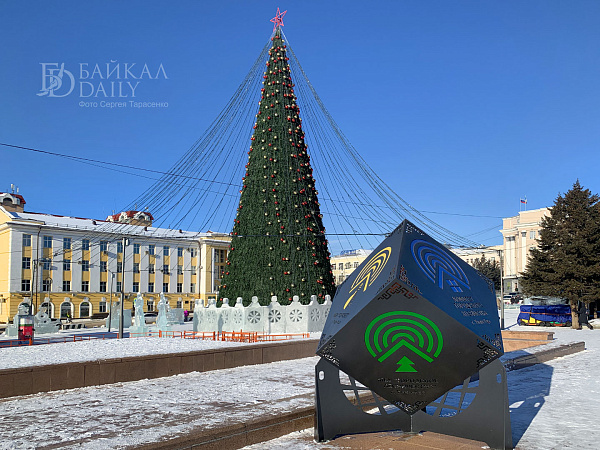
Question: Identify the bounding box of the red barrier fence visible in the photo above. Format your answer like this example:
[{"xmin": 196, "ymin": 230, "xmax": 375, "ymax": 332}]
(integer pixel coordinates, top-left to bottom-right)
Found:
[
  {"xmin": 129, "ymin": 330, "xmax": 310, "ymax": 343},
  {"xmin": 1, "ymin": 329, "xmax": 311, "ymax": 348}
]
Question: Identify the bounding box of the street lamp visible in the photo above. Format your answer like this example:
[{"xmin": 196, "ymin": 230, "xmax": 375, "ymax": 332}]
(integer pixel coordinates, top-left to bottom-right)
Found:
[{"xmin": 118, "ymin": 237, "xmax": 129, "ymax": 339}]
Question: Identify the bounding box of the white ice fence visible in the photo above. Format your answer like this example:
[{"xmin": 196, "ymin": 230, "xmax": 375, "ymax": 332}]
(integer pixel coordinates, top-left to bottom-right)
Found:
[{"xmin": 193, "ymin": 295, "xmax": 331, "ymax": 334}]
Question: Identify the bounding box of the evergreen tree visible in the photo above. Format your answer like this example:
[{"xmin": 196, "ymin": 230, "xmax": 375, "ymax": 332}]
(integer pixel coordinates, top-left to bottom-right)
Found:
[
  {"xmin": 521, "ymin": 181, "xmax": 600, "ymax": 328},
  {"xmin": 472, "ymin": 254, "xmax": 501, "ymax": 290},
  {"xmin": 219, "ymin": 29, "xmax": 336, "ymax": 306}
]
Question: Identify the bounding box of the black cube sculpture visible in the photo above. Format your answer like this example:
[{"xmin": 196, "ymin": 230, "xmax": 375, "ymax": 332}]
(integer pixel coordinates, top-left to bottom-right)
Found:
[{"xmin": 317, "ymin": 220, "xmax": 503, "ymax": 415}]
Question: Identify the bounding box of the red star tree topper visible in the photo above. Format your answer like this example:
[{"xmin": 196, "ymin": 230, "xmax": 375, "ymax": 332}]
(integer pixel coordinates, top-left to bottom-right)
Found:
[{"xmin": 270, "ymin": 7, "xmax": 286, "ymax": 32}]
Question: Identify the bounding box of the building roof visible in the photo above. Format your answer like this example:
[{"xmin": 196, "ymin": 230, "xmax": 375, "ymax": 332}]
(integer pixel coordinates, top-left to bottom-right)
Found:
[
  {"xmin": 1, "ymin": 207, "xmax": 225, "ymax": 241},
  {"xmin": 331, "ymin": 249, "xmax": 372, "ymax": 258}
]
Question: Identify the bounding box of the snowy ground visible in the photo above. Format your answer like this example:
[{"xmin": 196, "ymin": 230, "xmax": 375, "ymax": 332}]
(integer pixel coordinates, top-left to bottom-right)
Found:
[
  {"xmin": 0, "ymin": 308, "xmax": 597, "ymax": 449},
  {"xmin": 0, "ymin": 324, "xmax": 320, "ymax": 370}
]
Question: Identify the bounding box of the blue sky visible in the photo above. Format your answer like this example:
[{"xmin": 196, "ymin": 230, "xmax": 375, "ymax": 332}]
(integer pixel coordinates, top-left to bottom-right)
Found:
[{"xmin": 2, "ymin": 0, "xmax": 600, "ymax": 247}]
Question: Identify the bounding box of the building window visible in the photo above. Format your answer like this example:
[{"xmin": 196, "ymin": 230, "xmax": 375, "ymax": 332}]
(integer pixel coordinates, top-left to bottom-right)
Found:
[
  {"xmin": 80, "ymin": 301, "xmax": 91, "ymax": 317},
  {"xmin": 81, "ymin": 281, "xmax": 89, "ymax": 292},
  {"xmin": 163, "ymin": 282, "xmax": 169, "ymax": 293},
  {"xmin": 213, "ymin": 249, "xmax": 226, "ymax": 263},
  {"xmin": 178, "ymin": 247, "xmax": 183, "ymax": 257},
  {"xmin": 190, "ymin": 283, "xmax": 195, "ymax": 293},
  {"xmin": 117, "ymin": 262, "xmax": 123, "ymax": 273},
  {"xmin": 100, "ymin": 281, "xmax": 107, "ymax": 292},
  {"xmin": 21, "ymin": 279, "xmax": 31, "ymax": 292},
  {"xmin": 162, "ymin": 264, "xmax": 169, "ymax": 274},
  {"xmin": 177, "ymin": 265, "xmax": 183, "ymax": 275},
  {"xmin": 100, "ymin": 241, "xmax": 108, "ymax": 252},
  {"xmin": 148, "ymin": 245, "xmax": 155, "ymax": 255},
  {"xmin": 42, "ymin": 279, "xmax": 51, "ymax": 291},
  {"xmin": 177, "ymin": 299, "xmax": 183, "ymax": 308},
  {"xmin": 176, "ymin": 282, "xmax": 183, "ymax": 293},
  {"xmin": 163, "ymin": 246, "xmax": 169, "ymax": 256},
  {"xmin": 81, "ymin": 260, "xmax": 90, "ymax": 272},
  {"xmin": 63, "ymin": 259, "xmax": 71, "ymax": 271},
  {"xmin": 190, "ymin": 248, "xmax": 197, "ymax": 257},
  {"xmin": 22, "ymin": 234, "xmax": 32, "ymax": 247},
  {"xmin": 43, "ymin": 258, "xmax": 51, "ymax": 271},
  {"xmin": 117, "ymin": 241, "xmax": 123, "ymax": 253},
  {"xmin": 22, "ymin": 256, "xmax": 31, "ymax": 270},
  {"xmin": 60, "ymin": 302, "xmax": 72, "ymax": 319},
  {"xmin": 338, "ymin": 263, "xmax": 343, "ymax": 270},
  {"xmin": 81, "ymin": 239, "xmax": 90, "ymax": 251},
  {"xmin": 100, "ymin": 261, "xmax": 107, "ymax": 272},
  {"xmin": 63, "ymin": 237, "xmax": 71, "ymax": 250},
  {"xmin": 354, "ymin": 262, "xmax": 359, "ymax": 268},
  {"xmin": 148, "ymin": 282, "xmax": 154, "ymax": 293},
  {"xmin": 133, "ymin": 263, "xmax": 140, "ymax": 273},
  {"xmin": 530, "ymin": 231, "xmax": 536, "ymax": 239},
  {"xmin": 133, "ymin": 281, "xmax": 139, "ymax": 292},
  {"xmin": 63, "ymin": 280, "xmax": 71, "ymax": 292},
  {"xmin": 345, "ymin": 262, "xmax": 351, "ymax": 269},
  {"xmin": 133, "ymin": 243, "xmax": 140, "ymax": 254},
  {"xmin": 191, "ymin": 265, "xmax": 197, "ymax": 276},
  {"xmin": 99, "ymin": 300, "xmax": 107, "ymax": 313},
  {"xmin": 148, "ymin": 264, "xmax": 155, "ymax": 274},
  {"xmin": 43, "ymin": 236, "xmax": 52, "ymax": 248},
  {"xmin": 116, "ymin": 281, "xmax": 122, "ymax": 292}
]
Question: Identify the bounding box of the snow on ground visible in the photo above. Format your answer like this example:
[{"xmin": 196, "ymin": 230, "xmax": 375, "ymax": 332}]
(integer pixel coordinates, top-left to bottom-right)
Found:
[
  {"xmin": 0, "ymin": 356, "xmax": 320, "ymax": 449},
  {"xmin": 0, "ymin": 308, "xmax": 598, "ymax": 449},
  {"xmin": 0, "ymin": 325, "xmax": 321, "ymax": 370}
]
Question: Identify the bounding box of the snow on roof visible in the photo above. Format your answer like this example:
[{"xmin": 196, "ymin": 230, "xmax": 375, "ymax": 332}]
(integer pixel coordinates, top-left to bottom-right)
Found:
[
  {"xmin": 7, "ymin": 209, "xmax": 221, "ymax": 240},
  {"xmin": 106, "ymin": 210, "xmax": 155, "ymax": 222}
]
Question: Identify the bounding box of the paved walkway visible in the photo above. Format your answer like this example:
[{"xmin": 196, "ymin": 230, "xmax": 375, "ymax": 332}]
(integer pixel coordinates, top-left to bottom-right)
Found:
[{"xmin": 0, "ymin": 357, "xmax": 319, "ymax": 449}]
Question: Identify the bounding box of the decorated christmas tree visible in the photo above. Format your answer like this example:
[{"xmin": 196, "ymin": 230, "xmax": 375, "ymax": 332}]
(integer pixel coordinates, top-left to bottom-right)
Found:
[{"xmin": 219, "ymin": 12, "xmax": 336, "ymax": 305}]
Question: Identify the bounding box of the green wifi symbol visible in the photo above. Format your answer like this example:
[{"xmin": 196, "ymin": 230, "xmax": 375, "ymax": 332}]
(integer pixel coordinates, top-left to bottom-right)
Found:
[{"xmin": 364, "ymin": 311, "xmax": 443, "ymax": 373}]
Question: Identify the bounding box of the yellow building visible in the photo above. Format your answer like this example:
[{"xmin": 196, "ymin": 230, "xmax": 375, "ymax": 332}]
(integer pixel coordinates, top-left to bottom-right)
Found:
[
  {"xmin": 330, "ymin": 249, "xmax": 372, "ymax": 286},
  {"xmin": 0, "ymin": 192, "xmax": 230, "ymax": 322},
  {"xmin": 500, "ymin": 207, "xmax": 550, "ymax": 293}
]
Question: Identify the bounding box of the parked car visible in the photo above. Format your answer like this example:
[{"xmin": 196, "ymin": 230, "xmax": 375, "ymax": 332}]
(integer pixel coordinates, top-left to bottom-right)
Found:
[
  {"xmin": 144, "ymin": 312, "xmax": 158, "ymax": 324},
  {"xmin": 503, "ymin": 292, "xmax": 523, "ymax": 304}
]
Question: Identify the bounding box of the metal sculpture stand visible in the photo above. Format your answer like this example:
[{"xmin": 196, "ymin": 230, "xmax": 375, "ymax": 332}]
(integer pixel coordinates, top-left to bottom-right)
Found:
[{"xmin": 315, "ymin": 357, "xmax": 512, "ymax": 450}]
